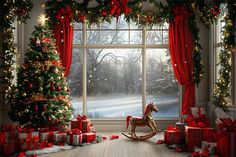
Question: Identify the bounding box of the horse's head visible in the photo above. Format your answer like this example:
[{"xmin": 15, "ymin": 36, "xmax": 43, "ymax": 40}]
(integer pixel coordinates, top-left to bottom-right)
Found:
[{"xmin": 144, "ymin": 102, "xmax": 158, "ymax": 115}]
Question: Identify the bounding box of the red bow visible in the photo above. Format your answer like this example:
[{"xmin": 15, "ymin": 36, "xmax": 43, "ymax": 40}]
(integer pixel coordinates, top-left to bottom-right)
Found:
[
  {"xmin": 110, "ymin": 0, "xmax": 131, "ymax": 21},
  {"xmin": 55, "ymin": 5, "xmax": 73, "ymax": 21},
  {"xmin": 77, "ymin": 115, "xmax": 87, "ymax": 121},
  {"xmin": 66, "ymin": 129, "xmax": 82, "ymax": 135}
]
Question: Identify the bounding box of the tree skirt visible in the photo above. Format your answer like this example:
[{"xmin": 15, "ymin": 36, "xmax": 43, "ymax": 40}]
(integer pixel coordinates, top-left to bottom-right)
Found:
[{"xmin": 25, "ymin": 144, "xmax": 74, "ymax": 156}]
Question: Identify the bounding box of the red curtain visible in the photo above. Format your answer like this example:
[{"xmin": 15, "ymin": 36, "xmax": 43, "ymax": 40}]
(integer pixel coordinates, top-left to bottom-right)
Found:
[
  {"xmin": 53, "ymin": 16, "xmax": 73, "ymax": 77},
  {"xmin": 169, "ymin": 6, "xmax": 195, "ymax": 115}
]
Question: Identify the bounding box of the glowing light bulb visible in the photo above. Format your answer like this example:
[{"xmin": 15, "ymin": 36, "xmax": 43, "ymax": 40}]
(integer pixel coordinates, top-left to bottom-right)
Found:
[{"xmin": 37, "ymin": 14, "xmax": 48, "ymax": 26}]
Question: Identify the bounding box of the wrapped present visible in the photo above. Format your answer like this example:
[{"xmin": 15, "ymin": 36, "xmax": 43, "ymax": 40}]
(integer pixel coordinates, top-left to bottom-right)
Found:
[
  {"xmin": 185, "ymin": 126, "xmax": 203, "ymax": 151},
  {"xmin": 3, "ymin": 143, "xmax": 15, "ymax": 155},
  {"xmin": 71, "ymin": 115, "xmax": 91, "ymax": 133},
  {"xmin": 217, "ymin": 132, "xmax": 236, "ymax": 157},
  {"xmin": 19, "ymin": 136, "xmax": 39, "ymax": 151},
  {"xmin": 39, "ymin": 128, "xmax": 58, "ymax": 142},
  {"xmin": 201, "ymin": 141, "xmax": 216, "ymax": 155},
  {"xmin": 2, "ymin": 131, "xmax": 18, "ymax": 144},
  {"xmin": 185, "ymin": 114, "xmax": 210, "ymax": 128},
  {"xmin": 18, "ymin": 131, "xmax": 39, "ymax": 142},
  {"xmin": 66, "ymin": 129, "xmax": 83, "ymax": 146},
  {"xmin": 175, "ymin": 122, "xmax": 186, "ymax": 143},
  {"xmin": 53, "ymin": 132, "xmax": 67, "ymax": 144},
  {"xmin": 164, "ymin": 126, "xmax": 181, "ymax": 145},
  {"xmin": 82, "ymin": 119, "xmax": 91, "ymax": 133},
  {"xmin": 216, "ymin": 118, "xmax": 236, "ymax": 132},
  {"xmin": 203, "ymin": 128, "xmax": 216, "ymax": 141},
  {"xmin": 191, "ymin": 107, "xmax": 205, "ymax": 118},
  {"xmin": 82, "ymin": 133, "xmax": 96, "ymax": 143}
]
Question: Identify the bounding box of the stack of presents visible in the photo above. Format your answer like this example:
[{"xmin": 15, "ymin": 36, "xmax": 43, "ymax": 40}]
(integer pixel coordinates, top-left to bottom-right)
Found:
[
  {"xmin": 164, "ymin": 107, "xmax": 236, "ymax": 157},
  {"xmin": 0, "ymin": 114, "xmax": 96, "ymax": 156}
]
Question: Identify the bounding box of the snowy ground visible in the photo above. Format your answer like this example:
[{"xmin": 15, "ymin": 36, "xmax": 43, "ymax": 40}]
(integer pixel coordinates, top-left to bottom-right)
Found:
[{"xmin": 71, "ymin": 94, "xmax": 179, "ymax": 118}]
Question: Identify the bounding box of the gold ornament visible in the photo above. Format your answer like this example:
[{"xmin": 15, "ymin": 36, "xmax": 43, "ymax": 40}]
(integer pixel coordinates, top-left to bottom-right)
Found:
[{"xmin": 22, "ymin": 92, "xmax": 27, "ymax": 97}]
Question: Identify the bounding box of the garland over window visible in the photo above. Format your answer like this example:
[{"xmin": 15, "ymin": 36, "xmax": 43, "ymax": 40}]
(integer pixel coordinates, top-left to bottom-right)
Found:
[
  {"xmin": 45, "ymin": 0, "xmax": 235, "ymax": 112},
  {"xmin": 0, "ymin": 0, "xmax": 33, "ymax": 105}
]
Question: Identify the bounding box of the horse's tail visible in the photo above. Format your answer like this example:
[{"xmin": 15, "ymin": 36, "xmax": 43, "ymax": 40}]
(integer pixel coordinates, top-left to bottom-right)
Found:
[{"xmin": 126, "ymin": 116, "xmax": 132, "ymax": 129}]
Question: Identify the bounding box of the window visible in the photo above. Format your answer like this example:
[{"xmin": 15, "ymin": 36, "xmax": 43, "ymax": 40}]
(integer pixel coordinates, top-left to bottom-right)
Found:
[
  {"xmin": 213, "ymin": 5, "xmax": 234, "ymax": 105},
  {"xmin": 68, "ymin": 16, "xmax": 179, "ymax": 118}
]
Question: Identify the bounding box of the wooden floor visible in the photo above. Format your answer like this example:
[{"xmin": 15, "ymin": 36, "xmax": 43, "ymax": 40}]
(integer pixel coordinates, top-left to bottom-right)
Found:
[{"xmin": 40, "ymin": 132, "xmax": 190, "ymax": 157}]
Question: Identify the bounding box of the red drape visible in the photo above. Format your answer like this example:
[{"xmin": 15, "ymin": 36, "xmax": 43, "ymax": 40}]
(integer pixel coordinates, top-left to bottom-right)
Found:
[
  {"xmin": 53, "ymin": 16, "xmax": 73, "ymax": 77},
  {"xmin": 168, "ymin": 6, "xmax": 195, "ymax": 115}
]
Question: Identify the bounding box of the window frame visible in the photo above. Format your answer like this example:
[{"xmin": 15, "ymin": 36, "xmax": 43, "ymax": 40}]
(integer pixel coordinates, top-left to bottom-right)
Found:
[{"xmin": 72, "ymin": 21, "xmax": 181, "ymax": 120}]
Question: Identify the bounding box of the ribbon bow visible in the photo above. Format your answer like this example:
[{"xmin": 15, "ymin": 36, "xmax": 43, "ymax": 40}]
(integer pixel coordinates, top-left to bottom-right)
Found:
[
  {"xmin": 55, "ymin": 5, "xmax": 73, "ymax": 22},
  {"xmin": 66, "ymin": 129, "xmax": 82, "ymax": 135},
  {"xmin": 110, "ymin": 0, "xmax": 131, "ymax": 21},
  {"xmin": 77, "ymin": 115, "xmax": 88, "ymax": 121}
]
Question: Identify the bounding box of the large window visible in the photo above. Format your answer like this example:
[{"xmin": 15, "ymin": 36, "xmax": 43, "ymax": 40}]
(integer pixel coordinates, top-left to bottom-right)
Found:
[{"xmin": 68, "ymin": 16, "xmax": 179, "ymax": 118}]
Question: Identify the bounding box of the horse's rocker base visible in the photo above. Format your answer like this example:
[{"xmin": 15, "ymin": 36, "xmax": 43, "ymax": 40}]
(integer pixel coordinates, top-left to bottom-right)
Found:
[{"xmin": 122, "ymin": 132, "xmax": 157, "ymax": 140}]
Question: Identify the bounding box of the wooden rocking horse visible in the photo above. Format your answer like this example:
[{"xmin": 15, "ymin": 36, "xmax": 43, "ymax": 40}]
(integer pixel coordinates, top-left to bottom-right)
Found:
[{"xmin": 122, "ymin": 102, "xmax": 159, "ymax": 140}]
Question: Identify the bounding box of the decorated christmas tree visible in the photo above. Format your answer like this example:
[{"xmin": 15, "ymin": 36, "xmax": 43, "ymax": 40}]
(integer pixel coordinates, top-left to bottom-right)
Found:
[{"xmin": 9, "ymin": 22, "xmax": 73, "ymax": 128}]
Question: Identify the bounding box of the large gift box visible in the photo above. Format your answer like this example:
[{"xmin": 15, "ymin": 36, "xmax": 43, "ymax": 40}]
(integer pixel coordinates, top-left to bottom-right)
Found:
[
  {"xmin": 164, "ymin": 126, "xmax": 181, "ymax": 145},
  {"xmin": 216, "ymin": 118, "xmax": 236, "ymax": 157},
  {"xmin": 71, "ymin": 115, "xmax": 91, "ymax": 133},
  {"xmin": 82, "ymin": 133, "xmax": 96, "ymax": 143},
  {"xmin": 185, "ymin": 126, "xmax": 203, "ymax": 151}
]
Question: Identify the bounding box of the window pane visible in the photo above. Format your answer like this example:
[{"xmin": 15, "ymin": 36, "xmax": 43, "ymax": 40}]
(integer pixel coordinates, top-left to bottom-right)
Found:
[
  {"xmin": 117, "ymin": 31, "xmax": 129, "ymax": 44},
  {"xmin": 130, "ymin": 31, "xmax": 142, "ymax": 44},
  {"xmin": 147, "ymin": 31, "xmax": 163, "ymax": 44},
  {"xmin": 87, "ymin": 49, "xmax": 142, "ymax": 118},
  {"xmin": 68, "ymin": 49, "xmax": 83, "ymax": 117},
  {"xmin": 87, "ymin": 30, "xmax": 100, "ymax": 44},
  {"xmin": 73, "ymin": 31, "xmax": 82, "ymax": 44},
  {"xmin": 146, "ymin": 49, "xmax": 179, "ymax": 118}
]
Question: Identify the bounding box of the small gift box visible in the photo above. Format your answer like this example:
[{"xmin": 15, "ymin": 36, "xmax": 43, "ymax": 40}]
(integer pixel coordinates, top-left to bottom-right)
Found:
[
  {"xmin": 201, "ymin": 141, "xmax": 216, "ymax": 155},
  {"xmin": 3, "ymin": 143, "xmax": 15, "ymax": 155},
  {"xmin": 66, "ymin": 129, "xmax": 83, "ymax": 146},
  {"xmin": 82, "ymin": 133, "xmax": 96, "ymax": 143},
  {"xmin": 164, "ymin": 126, "xmax": 181, "ymax": 145},
  {"xmin": 39, "ymin": 130, "xmax": 58, "ymax": 142},
  {"xmin": 53, "ymin": 132, "xmax": 67, "ymax": 144},
  {"xmin": 191, "ymin": 107, "xmax": 205, "ymax": 118},
  {"xmin": 19, "ymin": 136, "xmax": 39, "ymax": 151},
  {"xmin": 18, "ymin": 131, "xmax": 39, "ymax": 142},
  {"xmin": 71, "ymin": 115, "xmax": 91, "ymax": 133},
  {"xmin": 185, "ymin": 126, "xmax": 203, "ymax": 151}
]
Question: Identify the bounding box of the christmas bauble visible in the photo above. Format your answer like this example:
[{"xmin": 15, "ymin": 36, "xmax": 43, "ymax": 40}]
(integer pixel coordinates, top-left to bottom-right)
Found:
[
  {"xmin": 28, "ymin": 82, "xmax": 33, "ymax": 89},
  {"xmin": 51, "ymin": 85, "xmax": 55, "ymax": 91},
  {"xmin": 57, "ymin": 86, "xmax": 61, "ymax": 91}
]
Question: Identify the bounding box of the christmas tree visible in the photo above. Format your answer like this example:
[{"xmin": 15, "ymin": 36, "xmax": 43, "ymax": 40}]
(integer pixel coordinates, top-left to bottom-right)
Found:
[{"xmin": 9, "ymin": 23, "xmax": 73, "ymax": 128}]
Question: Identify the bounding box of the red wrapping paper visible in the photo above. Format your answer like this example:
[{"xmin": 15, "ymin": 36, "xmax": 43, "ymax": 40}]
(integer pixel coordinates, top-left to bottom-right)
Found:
[
  {"xmin": 164, "ymin": 126, "xmax": 181, "ymax": 144},
  {"xmin": 71, "ymin": 115, "xmax": 89, "ymax": 130},
  {"xmin": 3, "ymin": 143, "xmax": 15, "ymax": 155},
  {"xmin": 185, "ymin": 126, "xmax": 203, "ymax": 151},
  {"xmin": 217, "ymin": 132, "xmax": 236, "ymax": 157},
  {"xmin": 82, "ymin": 133, "xmax": 96, "ymax": 143},
  {"xmin": 82, "ymin": 119, "xmax": 91, "ymax": 133},
  {"xmin": 203, "ymin": 128, "xmax": 216, "ymax": 141}
]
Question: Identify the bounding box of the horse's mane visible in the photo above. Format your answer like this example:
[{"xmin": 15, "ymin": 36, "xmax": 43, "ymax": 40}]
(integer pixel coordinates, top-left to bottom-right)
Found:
[{"xmin": 144, "ymin": 103, "xmax": 153, "ymax": 115}]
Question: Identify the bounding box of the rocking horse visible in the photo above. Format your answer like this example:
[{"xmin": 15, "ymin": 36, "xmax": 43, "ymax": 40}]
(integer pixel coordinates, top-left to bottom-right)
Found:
[{"xmin": 122, "ymin": 102, "xmax": 159, "ymax": 140}]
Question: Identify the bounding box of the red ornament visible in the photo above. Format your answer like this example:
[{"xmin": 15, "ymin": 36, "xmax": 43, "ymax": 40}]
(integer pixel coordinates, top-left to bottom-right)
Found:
[
  {"xmin": 28, "ymin": 82, "xmax": 33, "ymax": 89},
  {"xmin": 51, "ymin": 85, "xmax": 55, "ymax": 91},
  {"xmin": 57, "ymin": 86, "xmax": 61, "ymax": 91},
  {"xmin": 34, "ymin": 105, "xmax": 38, "ymax": 112},
  {"xmin": 43, "ymin": 105, "xmax": 47, "ymax": 111}
]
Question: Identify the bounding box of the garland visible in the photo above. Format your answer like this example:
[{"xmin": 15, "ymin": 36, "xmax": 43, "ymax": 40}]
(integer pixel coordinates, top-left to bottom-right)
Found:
[
  {"xmin": 45, "ymin": 0, "xmax": 235, "ymax": 112},
  {"xmin": 212, "ymin": 1, "xmax": 236, "ymax": 112},
  {"xmin": 0, "ymin": 0, "xmax": 33, "ymax": 105}
]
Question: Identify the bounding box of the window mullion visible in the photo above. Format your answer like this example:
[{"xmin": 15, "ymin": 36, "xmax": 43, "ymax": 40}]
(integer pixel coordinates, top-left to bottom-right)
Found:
[
  {"xmin": 82, "ymin": 22, "xmax": 87, "ymax": 115},
  {"xmin": 142, "ymin": 26, "xmax": 147, "ymax": 113}
]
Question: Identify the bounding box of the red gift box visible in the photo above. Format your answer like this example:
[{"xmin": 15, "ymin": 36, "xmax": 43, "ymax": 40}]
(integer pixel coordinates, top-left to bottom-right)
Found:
[
  {"xmin": 71, "ymin": 119, "xmax": 82, "ymax": 130},
  {"xmin": 164, "ymin": 126, "xmax": 181, "ymax": 144},
  {"xmin": 82, "ymin": 119, "xmax": 91, "ymax": 133},
  {"xmin": 217, "ymin": 132, "xmax": 236, "ymax": 157},
  {"xmin": 66, "ymin": 129, "xmax": 83, "ymax": 146},
  {"xmin": 82, "ymin": 133, "xmax": 96, "ymax": 143},
  {"xmin": 185, "ymin": 126, "xmax": 203, "ymax": 151},
  {"xmin": 3, "ymin": 143, "xmax": 15, "ymax": 155},
  {"xmin": 203, "ymin": 128, "xmax": 216, "ymax": 141}
]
